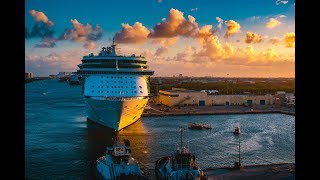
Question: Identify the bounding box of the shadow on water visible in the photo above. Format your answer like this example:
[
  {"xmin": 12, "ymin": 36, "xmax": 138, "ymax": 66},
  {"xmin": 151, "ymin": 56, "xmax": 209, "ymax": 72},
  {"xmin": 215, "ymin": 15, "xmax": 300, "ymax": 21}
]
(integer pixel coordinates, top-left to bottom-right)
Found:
[
  {"xmin": 87, "ymin": 119, "xmax": 117, "ymax": 179},
  {"xmin": 86, "ymin": 119, "xmax": 153, "ymax": 179}
]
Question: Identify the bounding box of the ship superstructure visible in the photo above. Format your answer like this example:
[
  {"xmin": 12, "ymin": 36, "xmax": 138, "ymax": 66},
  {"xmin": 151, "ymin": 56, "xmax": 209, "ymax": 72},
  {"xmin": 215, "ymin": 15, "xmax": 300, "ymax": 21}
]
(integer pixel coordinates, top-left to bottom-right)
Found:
[{"xmin": 77, "ymin": 41, "xmax": 154, "ymax": 130}]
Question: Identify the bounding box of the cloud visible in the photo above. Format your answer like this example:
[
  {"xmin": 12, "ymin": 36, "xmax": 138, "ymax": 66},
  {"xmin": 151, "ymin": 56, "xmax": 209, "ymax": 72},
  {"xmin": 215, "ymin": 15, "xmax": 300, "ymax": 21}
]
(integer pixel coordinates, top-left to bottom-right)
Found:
[
  {"xmin": 269, "ymin": 37, "xmax": 281, "ymax": 45},
  {"xmin": 276, "ymin": 0, "xmax": 289, "ymax": 5},
  {"xmin": 190, "ymin": 8, "xmax": 198, "ymax": 12},
  {"xmin": 25, "ymin": 50, "xmax": 86, "ymax": 76},
  {"xmin": 34, "ymin": 38, "xmax": 56, "ymax": 48},
  {"xmin": 173, "ymin": 46, "xmax": 197, "ymax": 62},
  {"xmin": 195, "ymin": 25, "xmax": 214, "ymax": 41},
  {"xmin": 196, "ymin": 35, "xmax": 227, "ymax": 59},
  {"xmin": 268, "ymin": 32, "xmax": 295, "ymax": 48},
  {"xmin": 29, "ymin": 10, "xmax": 54, "ymax": 27},
  {"xmin": 148, "ymin": 8, "xmax": 199, "ymax": 38},
  {"xmin": 216, "ymin": 17, "xmax": 224, "ymax": 29},
  {"xmin": 151, "ymin": 37, "xmax": 179, "ymax": 47},
  {"xmin": 26, "ymin": 10, "xmax": 55, "ymax": 40},
  {"xmin": 25, "ymin": 22, "xmax": 55, "ymax": 39},
  {"xmin": 284, "ymin": 32, "xmax": 295, "ymax": 48},
  {"xmin": 246, "ymin": 16, "xmax": 261, "ymax": 21},
  {"xmin": 224, "ymin": 20, "xmax": 241, "ymax": 38},
  {"xmin": 244, "ymin": 32, "xmax": 262, "ymax": 44},
  {"xmin": 69, "ymin": 19, "xmax": 102, "ymax": 42},
  {"xmin": 154, "ymin": 47, "xmax": 168, "ymax": 56},
  {"xmin": 114, "ymin": 22, "xmax": 150, "ymax": 44},
  {"xmin": 266, "ymin": 18, "xmax": 281, "ymax": 28},
  {"xmin": 279, "ymin": 15, "xmax": 287, "ymax": 18},
  {"xmin": 56, "ymin": 19, "xmax": 103, "ymax": 49},
  {"xmin": 147, "ymin": 8, "xmax": 217, "ymax": 47},
  {"xmin": 83, "ymin": 41, "xmax": 96, "ymax": 50}
]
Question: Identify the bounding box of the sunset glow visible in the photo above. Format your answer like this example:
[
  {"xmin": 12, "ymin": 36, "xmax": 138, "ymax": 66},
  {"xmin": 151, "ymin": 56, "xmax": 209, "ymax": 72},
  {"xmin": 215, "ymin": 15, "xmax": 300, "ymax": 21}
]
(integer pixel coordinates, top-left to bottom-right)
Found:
[{"xmin": 25, "ymin": 0, "xmax": 295, "ymax": 77}]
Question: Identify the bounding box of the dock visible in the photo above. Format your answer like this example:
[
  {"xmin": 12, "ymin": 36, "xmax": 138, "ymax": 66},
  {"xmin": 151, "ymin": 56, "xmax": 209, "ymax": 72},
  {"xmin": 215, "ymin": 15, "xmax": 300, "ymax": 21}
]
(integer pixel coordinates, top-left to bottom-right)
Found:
[{"xmin": 142, "ymin": 105, "xmax": 295, "ymax": 117}]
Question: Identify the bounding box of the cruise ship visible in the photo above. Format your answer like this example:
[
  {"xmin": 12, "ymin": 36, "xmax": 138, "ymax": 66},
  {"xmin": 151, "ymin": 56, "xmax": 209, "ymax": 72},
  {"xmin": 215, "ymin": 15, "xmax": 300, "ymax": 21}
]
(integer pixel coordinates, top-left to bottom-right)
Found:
[{"xmin": 77, "ymin": 41, "xmax": 154, "ymax": 130}]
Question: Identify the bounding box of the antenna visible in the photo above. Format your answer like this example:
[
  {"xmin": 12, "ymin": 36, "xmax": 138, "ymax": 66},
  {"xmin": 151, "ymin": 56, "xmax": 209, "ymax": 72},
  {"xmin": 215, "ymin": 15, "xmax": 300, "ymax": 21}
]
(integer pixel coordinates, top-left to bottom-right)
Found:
[{"xmin": 179, "ymin": 126, "xmax": 184, "ymax": 149}]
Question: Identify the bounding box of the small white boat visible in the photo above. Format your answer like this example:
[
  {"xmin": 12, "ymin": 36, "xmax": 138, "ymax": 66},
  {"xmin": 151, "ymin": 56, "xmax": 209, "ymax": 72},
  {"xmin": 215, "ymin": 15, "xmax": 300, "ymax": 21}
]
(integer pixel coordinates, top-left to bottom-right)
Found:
[{"xmin": 233, "ymin": 126, "xmax": 240, "ymax": 135}]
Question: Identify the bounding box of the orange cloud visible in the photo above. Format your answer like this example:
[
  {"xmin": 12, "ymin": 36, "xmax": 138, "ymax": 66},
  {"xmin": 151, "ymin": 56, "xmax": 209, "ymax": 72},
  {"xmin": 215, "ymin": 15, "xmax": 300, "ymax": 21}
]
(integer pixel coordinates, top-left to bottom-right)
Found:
[
  {"xmin": 268, "ymin": 33, "xmax": 295, "ymax": 48},
  {"xmin": 284, "ymin": 32, "xmax": 295, "ymax": 48},
  {"xmin": 266, "ymin": 18, "xmax": 281, "ymax": 28},
  {"xmin": 197, "ymin": 35, "xmax": 227, "ymax": 59},
  {"xmin": 70, "ymin": 19, "xmax": 90, "ymax": 42},
  {"xmin": 195, "ymin": 25, "xmax": 214, "ymax": 42},
  {"xmin": 151, "ymin": 37, "xmax": 179, "ymax": 47},
  {"xmin": 149, "ymin": 8, "xmax": 198, "ymax": 38},
  {"xmin": 56, "ymin": 19, "xmax": 102, "ymax": 49},
  {"xmin": 224, "ymin": 20, "xmax": 241, "ymax": 38},
  {"xmin": 29, "ymin": 10, "xmax": 54, "ymax": 27},
  {"xmin": 114, "ymin": 22, "xmax": 150, "ymax": 44},
  {"xmin": 244, "ymin": 32, "xmax": 262, "ymax": 43}
]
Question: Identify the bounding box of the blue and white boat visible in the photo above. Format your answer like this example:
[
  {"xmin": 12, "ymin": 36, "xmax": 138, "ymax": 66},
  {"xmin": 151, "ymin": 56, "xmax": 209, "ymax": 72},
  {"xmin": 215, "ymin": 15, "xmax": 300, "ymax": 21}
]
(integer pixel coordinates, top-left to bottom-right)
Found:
[
  {"xmin": 155, "ymin": 127, "xmax": 205, "ymax": 180},
  {"xmin": 96, "ymin": 139, "xmax": 145, "ymax": 179}
]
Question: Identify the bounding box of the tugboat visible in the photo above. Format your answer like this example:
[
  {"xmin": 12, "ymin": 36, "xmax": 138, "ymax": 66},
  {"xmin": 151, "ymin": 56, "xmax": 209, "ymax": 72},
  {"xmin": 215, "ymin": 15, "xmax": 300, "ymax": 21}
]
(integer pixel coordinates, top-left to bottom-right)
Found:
[
  {"xmin": 155, "ymin": 127, "xmax": 205, "ymax": 179},
  {"xmin": 233, "ymin": 126, "xmax": 240, "ymax": 135},
  {"xmin": 96, "ymin": 138, "xmax": 145, "ymax": 179},
  {"xmin": 188, "ymin": 123, "xmax": 212, "ymax": 130}
]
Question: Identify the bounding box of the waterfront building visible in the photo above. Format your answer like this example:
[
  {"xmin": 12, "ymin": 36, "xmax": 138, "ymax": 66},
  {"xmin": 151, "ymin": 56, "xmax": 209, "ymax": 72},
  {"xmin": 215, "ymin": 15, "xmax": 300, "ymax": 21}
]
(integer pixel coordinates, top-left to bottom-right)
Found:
[{"xmin": 158, "ymin": 88, "xmax": 273, "ymax": 107}]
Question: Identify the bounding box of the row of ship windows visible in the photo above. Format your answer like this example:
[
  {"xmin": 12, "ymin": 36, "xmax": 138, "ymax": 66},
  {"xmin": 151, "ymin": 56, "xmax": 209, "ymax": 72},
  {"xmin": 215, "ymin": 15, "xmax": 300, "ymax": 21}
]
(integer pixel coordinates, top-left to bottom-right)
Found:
[
  {"xmin": 99, "ymin": 76, "xmax": 133, "ymax": 79},
  {"xmin": 92, "ymin": 90, "xmax": 143, "ymax": 93},
  {"xmin": 96, "ymin": 81, "xmax": 136, "ymax": 84},
  {"xmin": 92, "ymin": 85, "xmax": 143, "ymax": 88}
]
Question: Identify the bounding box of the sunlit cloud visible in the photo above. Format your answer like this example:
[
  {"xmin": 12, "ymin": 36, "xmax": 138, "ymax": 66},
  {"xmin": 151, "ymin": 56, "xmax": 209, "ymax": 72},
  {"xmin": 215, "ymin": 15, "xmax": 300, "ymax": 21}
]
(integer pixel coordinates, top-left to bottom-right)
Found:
[
  {"xmin": 284, "ymin": 32, "xmax": 295, "ymax": 48},
  {"xmin": 29, "ymin": 10, "xmax": 54, "ymax": 27},
  {"xmin": 224, "ymin": 20, "xmax": 241, "ymax": 38},
  {"xmin": 149, "ymin": 8, "xmax": 199, "ymax": 38},
  {"xmin": 151, "ymin": 37, "xmax": 179, "ymax": 47},
  {"xmin": 58, "ymin": 19, "xmax": 103, "ymax": 49},
  {"xmin": 279, "ymin": 15, "xmax": 287, "ymax": 18},
  {"xmin": 268, "ymin": 32, "xmax": 295, "ymax": 48},
  {"xmin": 266, "ymin": 18, "xmax": 281, "ymax": 28},
  {"xmin": 114, "ymin": 22, "xmax": 150, "ymax": 44},
  {"xmin": 244, "ymin": 32, "xmax": 263, "ymax": 44}
]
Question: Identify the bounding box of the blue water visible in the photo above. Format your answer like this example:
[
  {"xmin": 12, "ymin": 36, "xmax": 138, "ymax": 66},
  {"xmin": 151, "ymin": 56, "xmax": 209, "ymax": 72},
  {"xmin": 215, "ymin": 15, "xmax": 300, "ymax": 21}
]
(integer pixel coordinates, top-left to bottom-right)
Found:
[{"xmin": 25, "ymin": 80, "xmax": 295, "ymax": 179}]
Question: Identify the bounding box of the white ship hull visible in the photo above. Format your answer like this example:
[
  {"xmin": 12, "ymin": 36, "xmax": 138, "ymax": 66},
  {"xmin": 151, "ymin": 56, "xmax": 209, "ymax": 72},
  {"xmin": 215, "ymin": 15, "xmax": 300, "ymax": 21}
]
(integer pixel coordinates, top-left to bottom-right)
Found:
[{"xmin": 85, "ymin": 97, "xmax": 148, "ymax": 130}]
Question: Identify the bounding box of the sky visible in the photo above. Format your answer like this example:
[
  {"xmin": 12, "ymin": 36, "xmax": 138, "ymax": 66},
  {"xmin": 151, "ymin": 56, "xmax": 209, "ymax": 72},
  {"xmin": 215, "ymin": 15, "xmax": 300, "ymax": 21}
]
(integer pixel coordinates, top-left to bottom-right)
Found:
[{"xmin": 25, "ymin": 0, "xmax": 295, "ymax": 77}]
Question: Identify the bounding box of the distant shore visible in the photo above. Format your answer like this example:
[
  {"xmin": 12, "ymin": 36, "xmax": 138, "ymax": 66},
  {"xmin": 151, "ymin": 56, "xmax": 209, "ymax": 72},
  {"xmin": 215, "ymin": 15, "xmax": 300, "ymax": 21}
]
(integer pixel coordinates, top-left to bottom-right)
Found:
[{"xmin": 142, "ymin": 105, "xmax": 295, "ymax": 117}]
